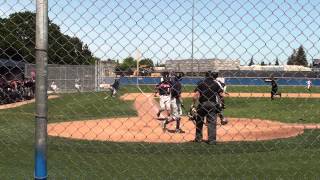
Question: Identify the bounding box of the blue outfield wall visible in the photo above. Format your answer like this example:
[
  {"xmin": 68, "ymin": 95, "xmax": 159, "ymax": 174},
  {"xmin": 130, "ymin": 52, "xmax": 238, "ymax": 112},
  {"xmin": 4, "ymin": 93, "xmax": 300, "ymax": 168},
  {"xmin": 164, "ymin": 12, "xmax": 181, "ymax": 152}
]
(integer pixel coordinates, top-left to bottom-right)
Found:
[{"xmin": 116, "ymin": 77, "xmax": 320, "ymax": 86}]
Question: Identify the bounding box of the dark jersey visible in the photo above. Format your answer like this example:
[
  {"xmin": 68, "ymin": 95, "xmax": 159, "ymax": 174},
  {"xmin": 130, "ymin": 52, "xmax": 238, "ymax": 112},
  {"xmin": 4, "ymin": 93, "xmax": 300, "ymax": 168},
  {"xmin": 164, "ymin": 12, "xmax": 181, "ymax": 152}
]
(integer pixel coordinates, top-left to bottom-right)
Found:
[
  {"xmin": 195, "ymin": 78, "xmax": 223, "ymax": 103},
  {"xmin": 156, "ymin": 81, "xmax": 171, "ymax": 95},
  {"xmin": 112, "ymin": 79, "xmax": 120, "ymax": 90},
  {"xmin": 170, "ymin": 80, "xmax": 182, "ymax": 98},
  {"xmin": 271, "ymin": 80, "xmax": 278, "ymax": 92}
]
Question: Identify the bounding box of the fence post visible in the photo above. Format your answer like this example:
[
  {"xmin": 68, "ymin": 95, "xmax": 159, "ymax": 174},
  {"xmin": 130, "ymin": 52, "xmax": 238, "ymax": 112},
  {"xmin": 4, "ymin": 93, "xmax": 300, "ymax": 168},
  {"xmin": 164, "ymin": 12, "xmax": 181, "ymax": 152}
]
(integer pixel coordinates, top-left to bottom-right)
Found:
[
  {"xmin": 34, "ymin": 0, "xmax": 48, "ymax": 179},
  {"xmin": 191, "ymin": 0, "xmax": 195, "ymax": 77}
]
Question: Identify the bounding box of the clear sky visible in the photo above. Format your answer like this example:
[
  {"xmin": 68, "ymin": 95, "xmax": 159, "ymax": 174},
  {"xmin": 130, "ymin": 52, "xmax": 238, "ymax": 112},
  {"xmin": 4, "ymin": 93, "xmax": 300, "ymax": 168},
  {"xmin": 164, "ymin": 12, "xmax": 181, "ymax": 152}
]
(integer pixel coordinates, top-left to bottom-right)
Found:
[{"xmin": 1, "ymin": 0, "xmax": 320, "ymax": 65}]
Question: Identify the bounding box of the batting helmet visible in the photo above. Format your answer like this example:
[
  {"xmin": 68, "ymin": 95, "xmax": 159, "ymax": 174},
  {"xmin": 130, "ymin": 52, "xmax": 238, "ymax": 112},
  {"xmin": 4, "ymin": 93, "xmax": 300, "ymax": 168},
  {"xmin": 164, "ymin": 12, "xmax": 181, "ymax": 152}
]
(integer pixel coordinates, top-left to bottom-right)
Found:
[{"xmin": 205, "ymin": 71, "xmax": 218, "ymax": 79}]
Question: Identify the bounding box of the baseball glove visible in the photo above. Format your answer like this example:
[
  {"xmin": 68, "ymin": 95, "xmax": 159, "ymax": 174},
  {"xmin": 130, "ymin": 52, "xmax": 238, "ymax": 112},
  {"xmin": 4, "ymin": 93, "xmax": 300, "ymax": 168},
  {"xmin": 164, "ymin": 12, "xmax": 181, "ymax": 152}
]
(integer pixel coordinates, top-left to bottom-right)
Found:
[{"xmin": 187, "ymin": 105, "xmax": 197, "ymax": 124}]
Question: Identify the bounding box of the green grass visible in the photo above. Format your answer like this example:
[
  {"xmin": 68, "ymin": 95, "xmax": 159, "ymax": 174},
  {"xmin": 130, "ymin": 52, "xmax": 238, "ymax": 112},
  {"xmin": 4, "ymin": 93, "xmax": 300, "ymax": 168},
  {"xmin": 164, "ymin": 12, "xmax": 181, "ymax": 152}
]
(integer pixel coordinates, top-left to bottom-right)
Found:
[
  {"xmin": 1, "ymin": 130, "xmax": 320, "ymax": 179},
  {"xmin": 1, "ymin": 91, "xmax": 320, "ymax": 178},
  {"xmin": 1, "ymin": 92, "xmax": 137, "ymax": 123},
  {"xmin": 48, "ymin": 92, "xmax": 137, "ymax": 122},
  {"xmin": 227, "ymin": 85, "xmax": 320, "ymax": 93},
  {"xmin": 181, "ymin": 97, "xmax": 320, "ymax": 123},
  {"xmin": 123, "ymin": 85, "xmax": 320, "ymax": 93},
  {"xmin": 224, "ymin": 97, "xmax": 320, "ymax": 123}
]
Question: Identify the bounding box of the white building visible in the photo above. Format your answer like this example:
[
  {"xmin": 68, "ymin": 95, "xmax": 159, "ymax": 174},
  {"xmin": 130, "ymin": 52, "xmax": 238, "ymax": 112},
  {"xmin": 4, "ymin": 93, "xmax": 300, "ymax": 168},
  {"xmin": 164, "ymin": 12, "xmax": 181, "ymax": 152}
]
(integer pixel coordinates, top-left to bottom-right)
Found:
[
  {"xmin": 240, "ymin": 65, "xmax": 312, "ymax": 71},
  {"xmin": 165, "ymin": 58, "xmax": 240, "ymax": 73},
  {"xmin": 96, "ymin": 59, "xmax": 117, "ymax": 77}
]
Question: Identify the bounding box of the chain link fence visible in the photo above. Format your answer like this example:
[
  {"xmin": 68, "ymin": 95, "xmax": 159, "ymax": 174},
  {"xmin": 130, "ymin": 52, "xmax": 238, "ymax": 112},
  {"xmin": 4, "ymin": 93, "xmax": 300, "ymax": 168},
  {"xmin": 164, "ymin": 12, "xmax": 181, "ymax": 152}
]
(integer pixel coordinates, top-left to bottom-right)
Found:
[
  {"xmin": 1, "ymin": 0, "xmax": 320, "ymax": 179},
  {"xmin": 25, "ymin": 63, "xmax": 96, "ymax": 92}
]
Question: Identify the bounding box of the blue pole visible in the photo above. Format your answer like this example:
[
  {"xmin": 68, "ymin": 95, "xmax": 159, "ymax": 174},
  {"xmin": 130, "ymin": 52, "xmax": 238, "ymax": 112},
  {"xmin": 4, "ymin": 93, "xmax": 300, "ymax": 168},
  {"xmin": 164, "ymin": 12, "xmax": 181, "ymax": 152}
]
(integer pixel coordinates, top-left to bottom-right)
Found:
[{"xmin": 34, "ymin": 0, "xmax": 48, "ymax": 179}]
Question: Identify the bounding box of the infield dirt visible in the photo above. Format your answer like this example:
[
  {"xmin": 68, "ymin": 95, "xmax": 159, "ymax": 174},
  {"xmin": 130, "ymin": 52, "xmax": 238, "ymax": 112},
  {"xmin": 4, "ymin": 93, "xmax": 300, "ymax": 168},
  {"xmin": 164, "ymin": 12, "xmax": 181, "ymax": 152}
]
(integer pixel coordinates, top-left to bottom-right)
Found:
[{"xmin": 47, "ymin": 93, "xmax": 320, "ymax": 143}]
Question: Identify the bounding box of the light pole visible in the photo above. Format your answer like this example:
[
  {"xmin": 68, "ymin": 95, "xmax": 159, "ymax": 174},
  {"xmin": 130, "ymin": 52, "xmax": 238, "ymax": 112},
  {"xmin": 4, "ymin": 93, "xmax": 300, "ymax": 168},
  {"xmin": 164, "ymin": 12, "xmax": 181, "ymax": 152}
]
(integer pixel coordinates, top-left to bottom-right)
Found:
[
  {"xmin": 136, "ymin": 49, "xmax": 141, "ymax": 77},
  {"xmin": 191, "ymin": 0, "xmax": 195, "ymax": 77}
]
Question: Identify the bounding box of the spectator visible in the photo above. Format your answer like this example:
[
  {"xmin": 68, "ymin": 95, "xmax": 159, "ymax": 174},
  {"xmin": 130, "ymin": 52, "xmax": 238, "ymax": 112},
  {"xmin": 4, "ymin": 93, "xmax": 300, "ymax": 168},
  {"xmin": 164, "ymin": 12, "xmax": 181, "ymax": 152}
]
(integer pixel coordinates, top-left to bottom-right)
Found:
[
  {"xmin": 50, "ymin": 81, "xmax": 58, "ymax": 94},
  {"xmin": 0, "ymin": 78, "xmax": 35, "ymax": 105}
]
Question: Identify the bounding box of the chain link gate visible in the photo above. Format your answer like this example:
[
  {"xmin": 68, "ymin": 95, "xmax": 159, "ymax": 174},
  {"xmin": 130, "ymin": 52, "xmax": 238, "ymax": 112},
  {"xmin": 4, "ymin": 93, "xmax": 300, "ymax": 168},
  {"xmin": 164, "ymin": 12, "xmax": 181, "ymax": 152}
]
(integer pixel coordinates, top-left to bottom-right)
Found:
[{"xmin": 1, "ymin": 0, "xmax": 320, "ymax": 179}]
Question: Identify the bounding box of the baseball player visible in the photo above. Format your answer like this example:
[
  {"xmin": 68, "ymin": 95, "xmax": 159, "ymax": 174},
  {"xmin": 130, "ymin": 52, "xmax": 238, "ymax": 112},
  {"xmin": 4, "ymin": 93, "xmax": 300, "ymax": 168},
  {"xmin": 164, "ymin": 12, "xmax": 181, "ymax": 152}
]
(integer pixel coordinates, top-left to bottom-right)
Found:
[
  {"xmin": 171, "ymin": 73, "xmax": 184, "ymax": 115},
  {"xmin": 266, "ymin": 78, "xmax": 281, "ymax": 100},
  {"xmin": 75, "ymin": 79, "xmax": 81, "ymax": 93},
  {"xmin": 154, "ymin": 76, "xmax": 171, "ymax": 131},
  {"xmin": 167, "ymin": 74, "xmax": 185, "ymax": 133},
  {"xmin": 110, "ymin": 78, "xmax": 120, "ymax": 97},
  {"xmin": 215, "ymin": 76, "xmax": 228, "ymax": 125},
  {"xmin": 306, "ymin": 79, "xmax": 312, "ymax": 92},
  {"xmin": 50, "ymin": 81, "xmax": 58, "ymax": 93},
  {"xmin": 216, "ymin": 76, "xmax": 229, "ymax": 95},
  {"xmin": 104, "ymin": 78, "xmax": 120, "ymax": 99}
]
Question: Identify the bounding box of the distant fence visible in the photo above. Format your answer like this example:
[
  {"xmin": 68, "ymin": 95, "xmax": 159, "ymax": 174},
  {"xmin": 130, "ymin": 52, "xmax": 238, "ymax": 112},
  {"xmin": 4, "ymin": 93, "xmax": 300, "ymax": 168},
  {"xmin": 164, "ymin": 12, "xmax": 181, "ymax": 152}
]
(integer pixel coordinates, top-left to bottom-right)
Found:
[
  {"xmin": 25, "ymin": 64, "xmax": 96, "ymax": 92},
  {"xmin": 115, "ymin": 76, "xmax": 320, "ymax": 86},
  {"xmin": 22, "ymin": 63, "xmax": 320, "ymax": 91},
  {"xmin": 23, "ymin": 63, "xmax": 320, "ymax": 90},
  {"xmin": 219, "ymin": 70, "xmax": 320, "ymax": 78}
]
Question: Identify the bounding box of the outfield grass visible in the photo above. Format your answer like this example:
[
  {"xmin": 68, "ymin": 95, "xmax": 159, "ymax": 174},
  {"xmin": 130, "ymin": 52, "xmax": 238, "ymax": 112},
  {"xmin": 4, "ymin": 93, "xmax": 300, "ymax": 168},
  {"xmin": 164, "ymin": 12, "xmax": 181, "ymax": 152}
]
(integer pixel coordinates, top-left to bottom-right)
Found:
[
  {"xmin": 1, "ymin": 92, "xmax": 137, "ymax": 123},
  {"xmin": 1, "ymin": 91, "xmax": 320, "ymax": 178},
  {"xmin": 123, "ymin": 84, "xmax": 320, "ymax": 93},
  {"xmin": 181, "ymin": 97, "xmax": 320, "ymax": 123},
  {"xmin": 227, "ymin": 85, "xmax": 320, "ymax": 93}
]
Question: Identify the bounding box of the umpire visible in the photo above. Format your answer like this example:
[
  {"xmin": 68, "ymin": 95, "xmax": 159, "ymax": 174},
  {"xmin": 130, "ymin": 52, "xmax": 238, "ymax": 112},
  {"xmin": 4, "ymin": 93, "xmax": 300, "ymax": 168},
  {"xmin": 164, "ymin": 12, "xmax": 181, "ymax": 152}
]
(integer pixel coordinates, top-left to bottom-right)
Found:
[{"xmin": 192, "ymin": 71, "xmax": 223, "ymax": 145}]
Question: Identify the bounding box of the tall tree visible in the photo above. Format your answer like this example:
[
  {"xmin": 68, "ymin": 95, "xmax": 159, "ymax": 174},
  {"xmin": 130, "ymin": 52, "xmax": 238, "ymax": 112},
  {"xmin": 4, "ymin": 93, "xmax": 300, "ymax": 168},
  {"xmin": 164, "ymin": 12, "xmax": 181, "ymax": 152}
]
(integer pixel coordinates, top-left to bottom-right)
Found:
[
  {"xmin": 0, "ymin": 12, "xmax": 35, "ymax": 61},
  {"xmin": 296, "ymin": 45, "xmax": 308, "ymax": 66},
  {"xmin": 139, "ymin": 58, "xmax": 154, "ymax": 67},
  {"xmin": 287, "ymin": 49, "xmax": 297, "ymax": 65},
  {"xmin": 248, "ymin": 56, "xmax": 254, "ymax": 66},
  {"xmin": 120, "ymin": 57, "xmax": 136, "ymax": 71},
  {"xmin": 158, "ymin": 63, "xmax": 166, "ymax": 67},
  {"xmin": 0, "ymin": 11, "xmax": 96, "ymax": 64},
  {"xmin": 275, "ymin": 57, "xmax": 280, "ymax": 65}
]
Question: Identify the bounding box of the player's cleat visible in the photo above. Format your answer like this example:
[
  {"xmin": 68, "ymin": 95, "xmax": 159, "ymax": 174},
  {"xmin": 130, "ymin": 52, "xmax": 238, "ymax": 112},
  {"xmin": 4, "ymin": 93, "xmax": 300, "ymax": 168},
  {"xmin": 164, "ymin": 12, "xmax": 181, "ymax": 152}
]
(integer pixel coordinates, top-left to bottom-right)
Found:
[
  {"xmin": 206, "ymin": 141, "xmax": 217, "ymax": 145},
  {"xmin": 161, "ymin": 119, "xmax": 168, "ymax": 132},
  {"xmin": 175, "ymin": 128, "xmax": 185, "ymax": 133},
  {"xmin": 191, "ymin": 139, "xmax": 203, "ymax": 143},
  {"xmin": 221, "ymin": 118, "xmax": 228, "ymax": 125}
]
